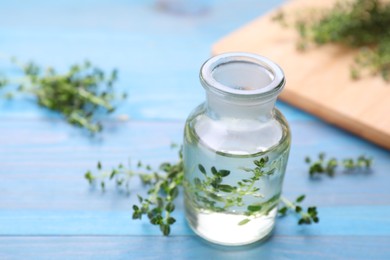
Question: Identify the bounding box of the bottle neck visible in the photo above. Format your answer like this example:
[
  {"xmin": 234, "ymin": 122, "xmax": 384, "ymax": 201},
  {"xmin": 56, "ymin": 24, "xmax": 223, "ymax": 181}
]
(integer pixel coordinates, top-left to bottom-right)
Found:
[
  {"xmin": 199, "ymin": 52, "xmax": 285, "ymax": 121},
  {"xmin": 205, "ymin": 91, "xmax": 276, "ymax": 121}
]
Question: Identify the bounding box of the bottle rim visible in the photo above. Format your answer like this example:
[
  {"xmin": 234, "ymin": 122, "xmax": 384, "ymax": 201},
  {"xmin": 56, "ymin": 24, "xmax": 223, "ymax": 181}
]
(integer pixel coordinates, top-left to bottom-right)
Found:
[{"xmin": 200, "ymin": 52, "xmax": 285, "ymax": 100}]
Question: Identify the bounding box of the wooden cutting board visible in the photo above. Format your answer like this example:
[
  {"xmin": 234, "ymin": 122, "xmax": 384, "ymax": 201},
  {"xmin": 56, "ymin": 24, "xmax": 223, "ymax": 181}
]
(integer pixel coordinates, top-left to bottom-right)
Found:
[{"xmin": 212, "ymin": 0, "xmax": 390, "ymax": 150}]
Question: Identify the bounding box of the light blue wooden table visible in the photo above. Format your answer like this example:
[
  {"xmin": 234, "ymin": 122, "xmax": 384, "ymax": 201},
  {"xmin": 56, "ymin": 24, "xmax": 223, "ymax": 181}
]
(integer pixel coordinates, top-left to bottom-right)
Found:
[{"xmin": 0, "ymin": 0, "xmax": 389, "ymax": 259}]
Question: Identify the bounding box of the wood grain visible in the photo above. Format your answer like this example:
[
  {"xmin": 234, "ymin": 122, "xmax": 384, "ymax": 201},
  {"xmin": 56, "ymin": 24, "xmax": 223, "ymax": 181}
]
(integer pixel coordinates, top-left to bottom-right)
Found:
[
  {"xmin": 1, "ymin": 205, "xmax": 390, "ymax": 236},
  {"xmin": 212, "ymin": 0, "xmax": 390, "ymax": 150},
  {"xmin": 1, "ymin": 236, "xmax": 389, "ymax": 260}
]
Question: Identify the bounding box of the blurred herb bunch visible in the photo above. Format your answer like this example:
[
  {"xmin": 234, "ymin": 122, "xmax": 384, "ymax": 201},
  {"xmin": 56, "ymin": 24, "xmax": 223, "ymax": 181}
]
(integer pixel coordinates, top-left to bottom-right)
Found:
[
  {"xmin": 273, "ymin": 0, "xmax": 390, "ymax": 81},
  {"xmin": 0, "ymin": 59, "xmax": 126, "ymax": 133}
]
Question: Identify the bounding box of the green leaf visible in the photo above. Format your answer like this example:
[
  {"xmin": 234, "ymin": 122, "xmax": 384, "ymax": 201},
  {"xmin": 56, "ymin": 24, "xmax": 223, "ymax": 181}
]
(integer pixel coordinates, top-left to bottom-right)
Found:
[
  {"xmin": 266, "ymin": 169, "xmax": 275, "ymax": 176},
  {"xmin": 218, "ymin": 170, "xmax": 230, "ymax": 177},
  {"xmin": 167, "ymin": 217, "xmax": 176, "ymax": 225},
  {"xmin": 165, "ymin": 202, "xmax": 175, "ymax": 213},
  {"xmin": 218, "ymin": 184, "xmax": 235, "ymax": 193},
  {"xmin": 238, "ymin": 218, "xmax": 251, "ymax": 225},
  {"xmin": 206, "ymin": 192, "xmax": 224, "ymax": 202},
  {"xmin": 84, "ymin": 171, "xmax": 94, "ymax": 184},
  {"xmin": 132, "ymin": 211, "xmax": 141, "ymax": 219},
  {"xmin": 298, "ymin": 217, "xmax": 311, "ymax": 225},
  {"xmin": 308, "ymin": 207, "xmax": 317, "ymax": 215},
  {"xmin": 210, "ymin": 176, "xmax": 222, "ymax": 188},
  {"xmin": 211, "ymin": 166, "xmax": 218, "ymax": 176},
  {"xmin": 296, "ymin": 195, "xmax": 306, "ymax": 203},
  {"xmin": 278, "ymin": 207, "xmax": 288, "ymax": 216},
  {"xmin": 97, "ymin": 161, "xmax": 102, "ymax": 170},
  {"xmin": 160, "ymin": 163, "xmax": 170, "ymax": 173},
  {"xmin": 109, "ymin": 169, "xmax": 117, "ymax": 179},
  {"xmin": 254, "ymin": 160, "xmax": 262, "ymax": 167},
  {"xmin": 151, "ymin": 216, "xmax": 162, "ymax": 225},
  {"xmin": 149, "ymin": 207, "xmax": 161, "ymax": 218},
  {"xmin": 198, "ymin": 164, "xmax": 206, "ymax": 175},
  {"xmin": 247, "ymin": 205, "xmax": 262, "ymax": 212},
  {"xmin": 160, "ymin": 224, "xmax": 170, "ymax": 236},
  {"xmin": 169, "ymin": 187, "xmax": 179, "ymax": 199}
]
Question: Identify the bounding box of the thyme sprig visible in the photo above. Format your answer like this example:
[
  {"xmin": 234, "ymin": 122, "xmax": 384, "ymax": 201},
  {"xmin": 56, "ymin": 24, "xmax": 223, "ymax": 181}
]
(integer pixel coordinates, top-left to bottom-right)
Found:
[
  {"xmin": 0, "ymin": 59, "xmax": 126, "ymax": 133},
  {"xmin": 273, "ymin": 0, "xmax": 390, "ymax": 81},
  {"xmin": 278, "ymin": 195, "xmax": 319, "ymax": 225},
  {"xmin": 188, "ymin": 157, "xmax": 279, "ymax": 225},
  {"xmin": 86, "ymin": 146, "xmax": 319, "ymax": 235},
  {"xmin": 85, "ymin": 145, "xmax": 184, "ymax": 236},
  {"xmin": 305, "ymin": 153, "xmax": 373, "ymax": 177},
  {"xmin": 191, "ymin": 157, "xmax": 275, "ymax": 212}
]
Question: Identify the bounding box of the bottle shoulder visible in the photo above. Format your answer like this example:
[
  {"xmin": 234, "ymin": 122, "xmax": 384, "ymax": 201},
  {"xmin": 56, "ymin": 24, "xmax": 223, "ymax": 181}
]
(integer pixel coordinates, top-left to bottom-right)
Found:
[{"xmin": 184, "ymin": 104, "xmax": 290, "ymax": 155}]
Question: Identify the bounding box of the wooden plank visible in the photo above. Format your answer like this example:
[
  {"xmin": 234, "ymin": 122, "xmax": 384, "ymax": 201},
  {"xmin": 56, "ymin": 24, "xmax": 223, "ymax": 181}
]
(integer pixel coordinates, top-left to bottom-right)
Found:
[
  {"xmin": 1, "ymin": 206, "xmax": 390, "ymax": 236},
  {"xmin": 0, "ymin": 236, "xmax": 389, "ymax": 260},
  {"xmin": 212, "ymin": 0, "xmax": 390, "ymax": 150},
  {"xmin": 0, "ymin": 120, "xmax": 389, "ymax": 210}
]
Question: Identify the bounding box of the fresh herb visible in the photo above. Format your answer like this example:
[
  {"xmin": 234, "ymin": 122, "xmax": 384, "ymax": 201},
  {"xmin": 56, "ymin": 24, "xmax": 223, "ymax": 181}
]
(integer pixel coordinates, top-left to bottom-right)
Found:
[
  {"xmin": 305, "ymin": 153, "xmax": 373, "ymax": 177},
  {"xmin": 86, "ymin": 145, "xmax": 319, "ymax": 235},
  {"xmin": 273, "ymin": 0, "xmax": 390, "ymax": 81},
  {"xmin": 278, "ymin": 195, "xmax": 319, "ymax": 225},
  {"xmin": 0, "ymin": 59, "xmax": 126, "ymax": 133},
  {"xmin": 85, "ymin": 145, "xmax": 184, "ymax": 236},
  {"xmin": 187, "ymin": 157, "xmax": 279, "ymax": 225},
  {"xmin": 191, "ymin": 157, "xmax": 274, "ymax": 211}
]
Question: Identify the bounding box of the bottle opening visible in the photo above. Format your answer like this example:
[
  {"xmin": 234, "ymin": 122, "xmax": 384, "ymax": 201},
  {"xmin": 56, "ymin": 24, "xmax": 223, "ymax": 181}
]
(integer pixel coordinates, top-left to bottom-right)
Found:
[
  {"xmin": 200, "ymin": 52, "xmax": 285, "ymax": 98},
  {"xmin": 212, "ymin": 61, "xmax": 274, "ymax": 91}
]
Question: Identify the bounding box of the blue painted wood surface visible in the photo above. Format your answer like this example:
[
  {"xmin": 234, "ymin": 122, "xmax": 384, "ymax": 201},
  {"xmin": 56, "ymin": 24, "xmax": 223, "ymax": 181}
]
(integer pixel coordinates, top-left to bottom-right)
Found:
[{"xmin": 0, "ymin": 0, "xmax": 389, "ymax": 259}]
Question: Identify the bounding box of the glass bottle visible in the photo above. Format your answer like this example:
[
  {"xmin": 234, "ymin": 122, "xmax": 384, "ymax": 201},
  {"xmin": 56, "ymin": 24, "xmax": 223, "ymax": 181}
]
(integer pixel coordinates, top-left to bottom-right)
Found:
[{"xmin": 183, "ymin": 52, "xmax": 291, "ymax": 246}]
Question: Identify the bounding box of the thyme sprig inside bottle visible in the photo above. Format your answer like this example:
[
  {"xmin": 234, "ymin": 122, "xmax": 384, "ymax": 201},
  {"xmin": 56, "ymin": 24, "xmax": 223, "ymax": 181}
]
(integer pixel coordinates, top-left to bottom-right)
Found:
[{"xmin": 183, "ymin": 52, "xmax": 291, "ymax": 246}]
